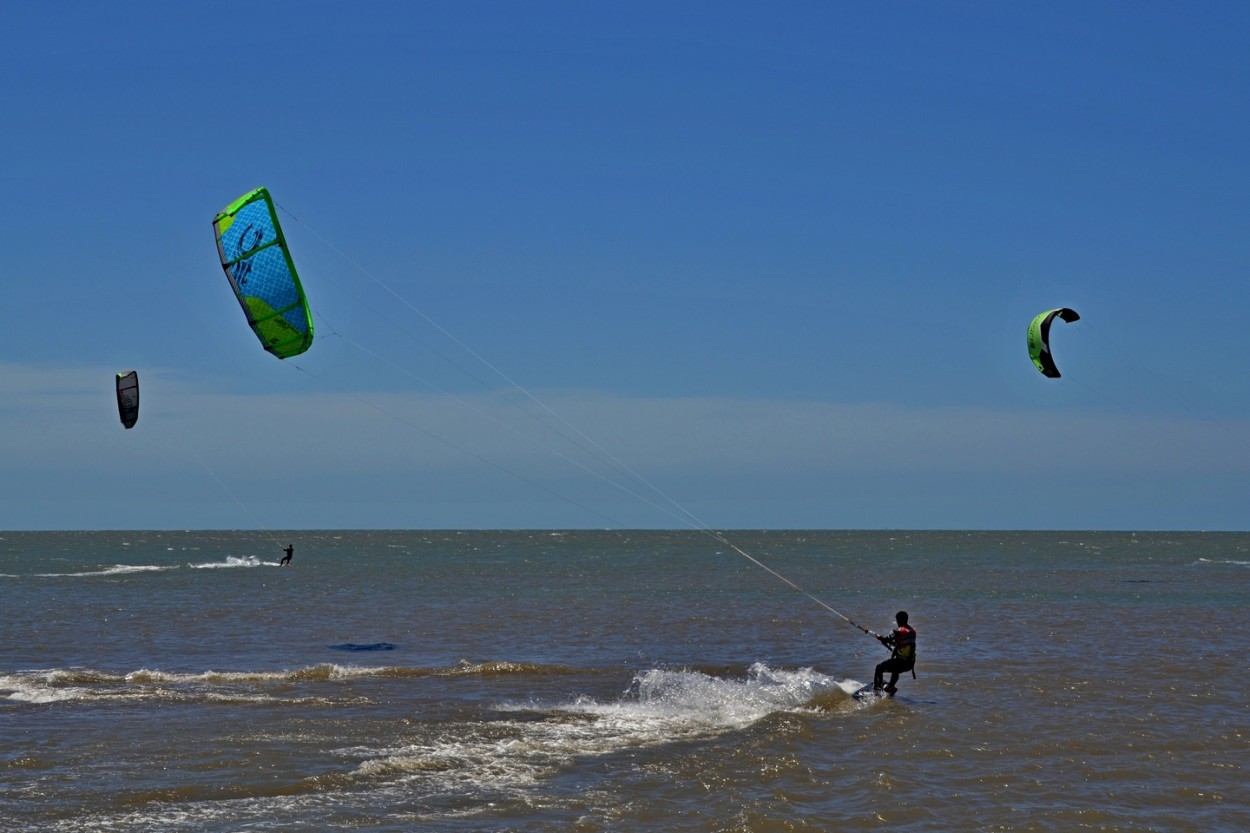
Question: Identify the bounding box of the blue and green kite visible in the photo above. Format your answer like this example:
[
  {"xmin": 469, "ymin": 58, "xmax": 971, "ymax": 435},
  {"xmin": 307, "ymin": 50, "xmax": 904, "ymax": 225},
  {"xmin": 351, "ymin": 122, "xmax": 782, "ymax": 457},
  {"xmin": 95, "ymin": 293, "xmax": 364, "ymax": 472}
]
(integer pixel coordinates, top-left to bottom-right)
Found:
[{"xmin": 212, "ymin": 187, "xmax": 313, "ymax": 359}]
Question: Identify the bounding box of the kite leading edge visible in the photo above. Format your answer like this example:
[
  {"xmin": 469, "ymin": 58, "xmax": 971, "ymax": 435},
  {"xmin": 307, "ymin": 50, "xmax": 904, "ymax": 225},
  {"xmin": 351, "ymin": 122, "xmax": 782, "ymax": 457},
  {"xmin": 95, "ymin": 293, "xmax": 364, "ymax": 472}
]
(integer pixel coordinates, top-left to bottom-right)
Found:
[{"xmin": 212, "ymin": 187, "xmax": 314, "ymax": 359}]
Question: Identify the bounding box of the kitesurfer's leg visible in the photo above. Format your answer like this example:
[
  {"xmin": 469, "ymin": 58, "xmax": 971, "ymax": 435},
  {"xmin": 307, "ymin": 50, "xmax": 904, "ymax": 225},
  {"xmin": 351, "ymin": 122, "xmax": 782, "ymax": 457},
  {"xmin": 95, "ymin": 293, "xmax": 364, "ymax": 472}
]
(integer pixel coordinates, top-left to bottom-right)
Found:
[{"xmin": 875, "ymin": 658, "xmax": 909, "ymax": 694}]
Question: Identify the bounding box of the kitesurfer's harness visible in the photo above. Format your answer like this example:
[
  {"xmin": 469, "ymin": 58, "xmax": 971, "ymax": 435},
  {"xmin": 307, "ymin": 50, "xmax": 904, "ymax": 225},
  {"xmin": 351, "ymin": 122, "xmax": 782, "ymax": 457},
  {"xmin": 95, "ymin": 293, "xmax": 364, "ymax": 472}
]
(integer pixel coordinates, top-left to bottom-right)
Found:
[{"xmin": 872, "ymin": 625, "xmax": 918, "ymax": 679}]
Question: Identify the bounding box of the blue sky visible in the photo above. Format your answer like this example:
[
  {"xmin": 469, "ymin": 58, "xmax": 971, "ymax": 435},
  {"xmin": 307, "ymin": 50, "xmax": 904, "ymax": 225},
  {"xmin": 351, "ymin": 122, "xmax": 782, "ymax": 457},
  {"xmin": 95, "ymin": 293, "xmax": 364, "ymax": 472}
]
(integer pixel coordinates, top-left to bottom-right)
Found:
[{"xmin": 2, "ymin": 1, "xmax": 1248, "ymax": 530}]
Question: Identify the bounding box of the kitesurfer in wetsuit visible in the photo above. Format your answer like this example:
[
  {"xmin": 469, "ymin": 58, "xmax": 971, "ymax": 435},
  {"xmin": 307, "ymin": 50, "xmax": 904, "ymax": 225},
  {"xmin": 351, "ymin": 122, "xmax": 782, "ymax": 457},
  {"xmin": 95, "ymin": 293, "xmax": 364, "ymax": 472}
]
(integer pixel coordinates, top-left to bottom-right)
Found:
[
  {"xmin": 873, "ymin": 611, "xmax": 916, "ymax": 695},
  {"xmin": 280, "ymin": 544, "xmax": 293, "ymax": 566}
]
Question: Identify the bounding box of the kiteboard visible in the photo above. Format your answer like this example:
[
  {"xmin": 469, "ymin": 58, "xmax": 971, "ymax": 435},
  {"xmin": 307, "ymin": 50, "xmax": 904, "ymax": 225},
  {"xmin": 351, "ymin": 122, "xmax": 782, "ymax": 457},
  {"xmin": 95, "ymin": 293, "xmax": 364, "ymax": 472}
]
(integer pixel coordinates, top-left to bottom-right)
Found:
[{"xmin": 853, "ymin": 684, "xmax": 896, "ymax": 701}]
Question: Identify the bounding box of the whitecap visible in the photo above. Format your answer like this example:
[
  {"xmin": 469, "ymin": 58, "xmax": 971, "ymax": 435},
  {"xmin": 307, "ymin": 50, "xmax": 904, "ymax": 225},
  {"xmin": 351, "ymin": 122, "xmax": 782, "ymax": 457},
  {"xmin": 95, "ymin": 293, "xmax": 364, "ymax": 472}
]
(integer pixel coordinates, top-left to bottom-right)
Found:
[{"xmin": 32, "ymin": 564, "xmax": 170, "ymax": 577}]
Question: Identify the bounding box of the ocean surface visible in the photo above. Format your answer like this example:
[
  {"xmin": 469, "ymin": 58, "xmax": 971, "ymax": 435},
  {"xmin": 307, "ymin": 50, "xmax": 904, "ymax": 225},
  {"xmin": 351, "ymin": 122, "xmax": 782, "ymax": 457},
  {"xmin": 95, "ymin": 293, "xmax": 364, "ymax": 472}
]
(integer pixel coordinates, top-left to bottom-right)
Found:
[{"xmin": 2, "ymin": 530, "xmax": 1247, "ymax": 832}]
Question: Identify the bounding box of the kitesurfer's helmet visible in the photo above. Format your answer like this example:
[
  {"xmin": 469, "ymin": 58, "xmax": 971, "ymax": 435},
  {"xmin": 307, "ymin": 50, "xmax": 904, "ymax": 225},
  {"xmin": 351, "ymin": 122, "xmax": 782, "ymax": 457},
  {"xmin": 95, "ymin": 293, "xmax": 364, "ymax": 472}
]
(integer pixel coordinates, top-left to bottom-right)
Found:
[{"xmin": 896, "ymin": 611, "xmax": 909, "ymax": 625}]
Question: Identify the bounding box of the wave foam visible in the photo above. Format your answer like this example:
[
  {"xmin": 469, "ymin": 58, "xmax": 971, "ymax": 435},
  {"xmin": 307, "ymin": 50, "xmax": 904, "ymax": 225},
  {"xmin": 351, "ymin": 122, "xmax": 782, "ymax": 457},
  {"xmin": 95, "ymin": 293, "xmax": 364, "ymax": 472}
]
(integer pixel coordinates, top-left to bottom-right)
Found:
[
  {"xmin": 27, "ymin": 564, "xmax": 172, "ymax": 578},
  {"xmin": 351, "ymin": 664, "xmax": 859, "ymax": 795},
  {"xmin": 189, "ymin": 556, "xmax": 272, "ymax": 569}
]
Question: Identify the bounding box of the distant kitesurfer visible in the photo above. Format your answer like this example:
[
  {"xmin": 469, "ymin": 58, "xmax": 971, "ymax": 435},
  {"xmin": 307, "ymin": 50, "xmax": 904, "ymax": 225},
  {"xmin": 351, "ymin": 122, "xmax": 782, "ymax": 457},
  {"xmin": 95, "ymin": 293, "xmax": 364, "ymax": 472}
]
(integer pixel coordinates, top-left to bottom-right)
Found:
[
  {"xmin": 872, "ymin": 611, "xmax": 916, "ymax": 696},
  {"xmin": 280, "ymin": 544, "xmax": 294, "ymax": 566}
]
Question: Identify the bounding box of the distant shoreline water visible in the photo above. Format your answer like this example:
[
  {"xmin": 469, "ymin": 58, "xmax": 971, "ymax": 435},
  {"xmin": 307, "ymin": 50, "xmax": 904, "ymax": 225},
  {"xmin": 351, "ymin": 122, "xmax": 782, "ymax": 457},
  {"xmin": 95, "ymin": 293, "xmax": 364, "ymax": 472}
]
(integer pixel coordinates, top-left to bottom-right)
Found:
[{"xmin": 3, "ymin": 530, "xmax": 1246, "ymax": 831}]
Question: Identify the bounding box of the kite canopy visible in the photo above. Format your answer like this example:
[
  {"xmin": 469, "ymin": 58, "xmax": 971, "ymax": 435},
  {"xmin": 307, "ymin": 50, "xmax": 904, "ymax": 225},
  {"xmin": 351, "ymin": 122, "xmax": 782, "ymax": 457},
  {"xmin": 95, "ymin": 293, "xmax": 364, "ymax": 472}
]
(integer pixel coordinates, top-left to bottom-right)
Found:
[
  {"xmin": 1027, "ymin": 308, "xmax": 1080, "ymax": 378},
  {"xmin": 212, "ymin": 187, "xmax": 313, "ymax": 359},
  {"xmin": 116, "ymin": 370, "xmax": 139, "ymax": 429}
]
